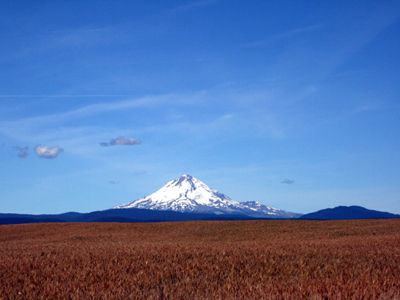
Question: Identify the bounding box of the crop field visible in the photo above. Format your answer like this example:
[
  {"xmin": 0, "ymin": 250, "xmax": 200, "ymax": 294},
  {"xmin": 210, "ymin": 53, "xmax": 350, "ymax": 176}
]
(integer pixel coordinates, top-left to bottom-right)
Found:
[{"xmin": 1, "ymin": 220, "xmax": 400, "ymax": 299}]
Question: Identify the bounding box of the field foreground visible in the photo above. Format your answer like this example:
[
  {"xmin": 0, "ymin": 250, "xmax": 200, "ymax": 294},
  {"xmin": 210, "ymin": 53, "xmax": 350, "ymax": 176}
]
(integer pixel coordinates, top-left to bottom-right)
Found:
[{"xmin": 1, "ymin": 220, "xmax": 400, "ymax": 299}]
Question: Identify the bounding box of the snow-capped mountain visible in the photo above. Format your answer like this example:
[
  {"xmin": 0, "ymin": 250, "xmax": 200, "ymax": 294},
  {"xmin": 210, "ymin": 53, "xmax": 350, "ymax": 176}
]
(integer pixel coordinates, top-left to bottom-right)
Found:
[{"xmin": 115, "ymin": 174, "xmax": 299, "ymax": 218}]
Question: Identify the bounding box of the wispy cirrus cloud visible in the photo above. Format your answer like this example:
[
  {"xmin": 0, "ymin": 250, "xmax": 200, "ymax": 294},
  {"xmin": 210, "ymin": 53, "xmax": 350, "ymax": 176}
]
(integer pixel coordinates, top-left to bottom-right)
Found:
[
  {"xmin": 244, "ymin": 24, "xmax": 323, "ymax": 48},
  {"xmin": 100, "ymin": 136, "xmax": 141, "ymax": 147},
  {"xmin": 169, "ymin": 0, "xmax": 218, "ymax": 13},
  {"xmin": 35, "ymin": 145, "xmax": 64, "ymax": 159},
  {"xmin": 0, "ymin": 87, "xmax": 290, "ymax": 160},
  {"xmin": 48, "ymin": 26, "xmax": 118, "ymax": 49},
  {"xmin": 0, "ymin": 93, "xmax": 201, "ymax": 127},
  {"xmin": 0, "ymin": 24, "xmax": 135, "ymax": 64},
  {"xmin": 274, "ymin": 24, "xmax": 323, "ymax": 39}
]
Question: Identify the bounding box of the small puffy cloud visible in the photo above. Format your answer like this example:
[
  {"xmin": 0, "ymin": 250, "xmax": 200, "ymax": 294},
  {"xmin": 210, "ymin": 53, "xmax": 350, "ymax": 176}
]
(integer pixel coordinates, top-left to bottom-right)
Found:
[
  {"xmin": 100, "ymin": 136, "xmax": 141, "ymax": 147},
  {"xmin": 35, "ymin": 145, "xmax": 64, "ymax": 159},
  {"xmin": 15, "ymin": 146, "xmax": 29, "ymax": 158},
  {"xmin": 281, "ymin": 178, "xmax": 295, "ymax": 184}
]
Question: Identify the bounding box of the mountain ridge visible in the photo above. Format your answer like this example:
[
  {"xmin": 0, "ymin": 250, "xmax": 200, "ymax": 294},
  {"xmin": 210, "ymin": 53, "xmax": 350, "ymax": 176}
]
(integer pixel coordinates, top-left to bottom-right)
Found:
[
  {"xmin": 0, "ymin": 205, "xmax": 398, "ymax": 225},
  {"xmin": 0, "ymin": 208, "xmax": 277, "ymax": 225}
]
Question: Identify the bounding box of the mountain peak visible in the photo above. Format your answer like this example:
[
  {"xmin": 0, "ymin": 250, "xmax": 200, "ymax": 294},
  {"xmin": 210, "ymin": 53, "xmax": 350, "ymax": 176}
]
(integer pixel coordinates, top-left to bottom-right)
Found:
[
  {"xmin": 172, "ymin": 174, "xmax": 196, "ymax": 188},
  {"xmin": 115, "ymin": 174, "xmax": 298, "ymax": 218},
  {"xmin": 179, "ymin": 174, "xmax": 193, "ymax": 179}
]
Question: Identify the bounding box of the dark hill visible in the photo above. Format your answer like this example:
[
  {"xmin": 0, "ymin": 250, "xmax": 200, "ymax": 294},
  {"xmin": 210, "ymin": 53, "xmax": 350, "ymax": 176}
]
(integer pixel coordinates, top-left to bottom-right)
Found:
[
  {"xmin": 0, "ymin": 208, "xmax": 262, "ymax": 225},
  {"xmin": 300, "ymin": 206, "xmax": 400, "ymax": 220}
]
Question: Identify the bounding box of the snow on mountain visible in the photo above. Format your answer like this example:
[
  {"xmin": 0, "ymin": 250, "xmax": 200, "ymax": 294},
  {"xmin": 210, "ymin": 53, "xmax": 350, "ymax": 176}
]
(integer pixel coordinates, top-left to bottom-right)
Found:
[
  {"xmin": 115, "ymin": 174, "xmax": 298, "ymax": 218},
  {"xmin": 240, "ymin": 201, "xmax": 301, "ymax": 218}
]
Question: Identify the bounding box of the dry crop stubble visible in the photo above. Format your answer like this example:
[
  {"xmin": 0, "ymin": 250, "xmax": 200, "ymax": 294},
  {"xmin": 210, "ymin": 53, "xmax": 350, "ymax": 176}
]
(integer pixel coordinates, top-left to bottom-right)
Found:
[{"xmin": 0, "ymin": 220, "xmax": 400, "ymax": 299}]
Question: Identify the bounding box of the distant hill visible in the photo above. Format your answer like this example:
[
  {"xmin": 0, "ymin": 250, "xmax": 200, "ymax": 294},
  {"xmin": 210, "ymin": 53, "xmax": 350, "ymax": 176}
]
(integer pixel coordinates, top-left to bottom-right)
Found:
[
  {"xmin": 0, "ymin": 208, "xmax": 267, "ymax": 225},
  {"xmin": 300, "ymin": 206, "xmax": 400, "ymax": 220}
]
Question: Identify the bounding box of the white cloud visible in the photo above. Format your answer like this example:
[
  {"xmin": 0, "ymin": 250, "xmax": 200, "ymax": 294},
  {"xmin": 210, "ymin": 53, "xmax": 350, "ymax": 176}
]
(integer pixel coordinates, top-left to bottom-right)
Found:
[
  {"xmin": 35, "ymin": 145, "xmax": 64, "ymax": 159},
  {"xmin": 100, "ymin": 136, "xmax": 142, "ymax": 147}
]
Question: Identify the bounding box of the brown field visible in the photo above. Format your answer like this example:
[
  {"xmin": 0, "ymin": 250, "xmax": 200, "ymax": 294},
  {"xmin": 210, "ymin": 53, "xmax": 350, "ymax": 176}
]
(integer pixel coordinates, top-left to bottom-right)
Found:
[{"xmin": 1, "ymin": 220, "xmax": 400, "ymax": 299}]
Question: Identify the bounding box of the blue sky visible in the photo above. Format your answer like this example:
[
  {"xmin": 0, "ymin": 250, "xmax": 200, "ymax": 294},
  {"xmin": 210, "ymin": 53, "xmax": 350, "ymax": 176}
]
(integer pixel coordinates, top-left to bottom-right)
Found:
[{"xmin": 0, "ymin": 0, "xmax": 399, "ymax": 214}]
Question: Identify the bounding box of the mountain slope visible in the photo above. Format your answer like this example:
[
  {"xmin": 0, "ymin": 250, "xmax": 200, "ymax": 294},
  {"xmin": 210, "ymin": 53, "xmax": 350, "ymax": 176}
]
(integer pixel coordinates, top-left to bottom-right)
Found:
[
  {"xmin": 115, "ymin": 174, "xmax": 298, "ymax": 218},
  {"xmin": 300, "ymin": 206, "xmax": 400, "ymax": 220}
]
